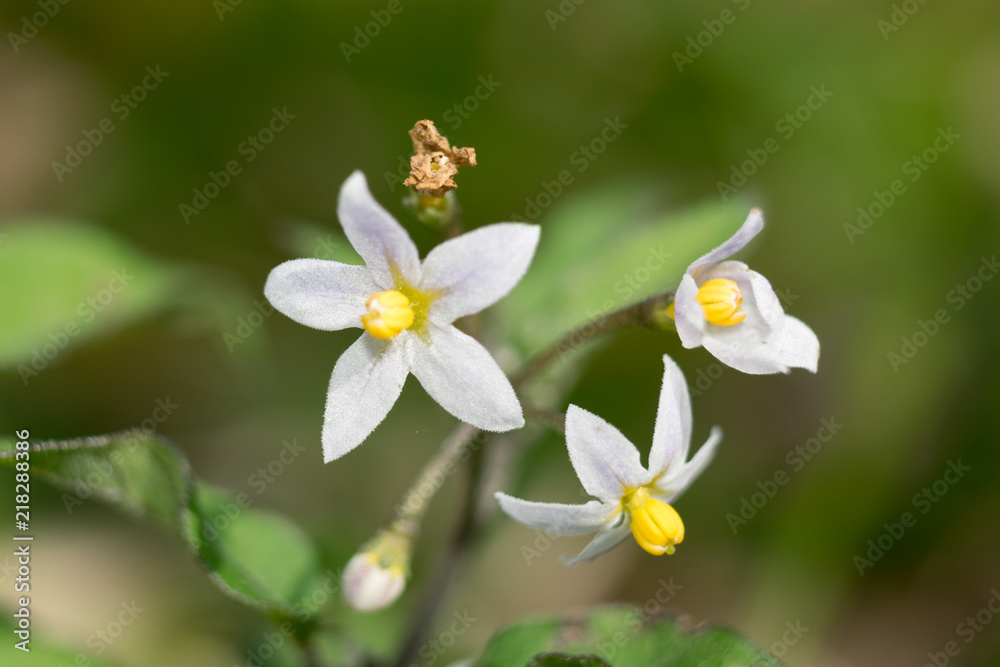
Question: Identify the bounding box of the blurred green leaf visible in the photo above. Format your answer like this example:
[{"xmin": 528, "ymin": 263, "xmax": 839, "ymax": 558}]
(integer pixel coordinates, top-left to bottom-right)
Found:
[
  {"xmin": 475, "ymin": 606, "xmax": 784, "ymax": 667},
  {"xmin": 0, "ymin": 220, "xmax": 178, "ymax": 371},
  {"xmin": 187, "ymin": 482, "xmax": 326, "ymax": 624},
  {"xmin": 495, "ymin": 186, "xmax": 750, "ymax": 359},
  {"xmin": 0, "ymin": 431, "xmax": 326, "ymax": 630}
]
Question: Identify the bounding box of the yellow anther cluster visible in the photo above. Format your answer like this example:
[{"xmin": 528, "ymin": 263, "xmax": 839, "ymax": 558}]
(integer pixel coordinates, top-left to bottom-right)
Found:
[
  {"xmin": 695, "ymin": 278, "xmax": 745, "ymax": 326},
  {"xmin": 625, "ymin": 487, "xmax": 685, "ymax": 556},
  {"xmin": 362, "ymin": 290, "xmax": 415, "ymax": 339}
]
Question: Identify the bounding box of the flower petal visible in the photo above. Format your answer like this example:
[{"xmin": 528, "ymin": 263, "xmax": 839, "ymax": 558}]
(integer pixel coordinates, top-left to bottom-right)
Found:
[
  {"xmin": 421, "ymin": 223, "xmax": 540, "ymax": 323},
  {"xmin": 264, "ymin": 259, "xmax": 378, "ymax": 331},
  {"xmin": 656, "ymin": 425, "xmax": 722, "ymax": 500},
  {"xmin": 673, "ymin": 273, "xmax": 705, "ymax": 349},
  {"xmin": 494, "ymin": 493, "xmax": 617, "ymax": 535},
  {"xmin": 408, "ymin": 323, "xmax": 524, "ymax": 431},
  {"xmin": 706, "ymin": 261, "xmax": 784, "ymax": 328},
  {"xmin": 565, "ymin": 405, "xmax": 648, "ymax": 501},
  {"xmin": 322, "ymin": 334, "xmax": 410, "ymax": 462},
  {"xmin": 648, "ymin": 355, "xmax": 693, "ymax": 477},
  {"xmin": 687, "ymin": 208, "xmax": 764, "ymax": 278},
  {"xmin": 563, "ymin": 516, "xmax": 632, "ymax": 565},
  {"xmin": 337, "ymin": 171, "xmax": 421, "ymax": 288},
  {"xmin": 700, "ymin": 310, "xmax": 819, "ymax": 374}
]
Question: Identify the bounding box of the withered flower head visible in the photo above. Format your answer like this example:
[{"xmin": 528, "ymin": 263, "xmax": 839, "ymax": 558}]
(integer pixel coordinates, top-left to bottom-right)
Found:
[{"xmin": 403, "ymin": 119, "xmax": 476, "ymax": 198}]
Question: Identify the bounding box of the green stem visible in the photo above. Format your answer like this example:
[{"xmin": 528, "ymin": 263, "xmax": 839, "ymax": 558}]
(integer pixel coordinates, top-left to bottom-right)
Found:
[
  {"xmin": 510, "ymin": 290, "xmax": 675, "ymax": 388},
  {"xmin": 393, "ymin": 443, "xmax": 484, "ymax": 667},
  {"xmin": 388, "ymin": 422, "xmax": 483, "ymax": 541}
]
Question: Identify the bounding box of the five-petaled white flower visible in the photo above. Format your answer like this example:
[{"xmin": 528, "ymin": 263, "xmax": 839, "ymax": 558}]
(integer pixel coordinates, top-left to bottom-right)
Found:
[
  {"xmin": 671, "ymin": 209, "xmax": 820, "ymax": 374},
  {"xmin": 265, "ymin": 171, "xmax": 540, "ymax": 462},
  {"xmin": 496, "ymin": 355, "xmax": 720, "ymax": 564}
]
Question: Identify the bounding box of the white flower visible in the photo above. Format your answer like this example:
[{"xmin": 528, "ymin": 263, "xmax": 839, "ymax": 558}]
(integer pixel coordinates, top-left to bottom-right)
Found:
[
  {"xmin": 495, "ymin": 355, "xmax": 721, "ymax": 564},
  {"xmin": 265, "ymin": 171, "xmax": 539, "ymax": 462},
  {"xmin": 672, "ymin": 209, "xmax": 820, "ymax": 374},
  {"xmin": 341, "ymin": 552, "xmax": 406, "ymax": 612}
]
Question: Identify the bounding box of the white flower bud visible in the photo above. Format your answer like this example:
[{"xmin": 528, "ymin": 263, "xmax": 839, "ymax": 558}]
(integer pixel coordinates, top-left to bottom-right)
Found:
[{"xmin": 342, "ymin": 552, "xmax": 406, "ymax": 612}]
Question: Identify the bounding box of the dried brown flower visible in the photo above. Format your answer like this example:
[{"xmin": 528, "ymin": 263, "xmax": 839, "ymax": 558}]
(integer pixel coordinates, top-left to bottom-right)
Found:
[{"xmin": 403, "ymin": 120, "xmax": 476, "ymax": 198}]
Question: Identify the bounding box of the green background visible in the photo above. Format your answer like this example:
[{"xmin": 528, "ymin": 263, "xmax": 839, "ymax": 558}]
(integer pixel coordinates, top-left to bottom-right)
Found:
[{"xmin": 1, "ymin": 0, "xmax": 999, "ymax": 665}]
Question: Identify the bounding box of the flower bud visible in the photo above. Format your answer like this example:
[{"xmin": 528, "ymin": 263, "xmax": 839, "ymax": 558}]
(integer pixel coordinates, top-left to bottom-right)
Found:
[
  {"xmin": 342, "ymin": 528, "xmax": 412, "ymax": 612},
  {"xmin": 341, "ymin": 552, "xmax": 406, "ymax": 612}
]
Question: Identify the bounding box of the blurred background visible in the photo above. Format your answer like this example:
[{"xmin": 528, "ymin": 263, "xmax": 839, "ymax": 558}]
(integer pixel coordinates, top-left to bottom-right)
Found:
[{"xmin": 2, "ymin": 0, "xmax": 999, "ymax": 665}]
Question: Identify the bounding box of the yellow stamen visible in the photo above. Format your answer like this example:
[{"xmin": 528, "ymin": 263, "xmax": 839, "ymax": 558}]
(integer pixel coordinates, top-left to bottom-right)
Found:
[
  {"xmin": 695, "ymin": 278, "xmax": 745, "ymax": 326},
  {"xmin": 624, "ymin": 487, "xmax": 684, "ymax": 556},
  {"xmin": 362, "ymin": 290, "xmax": 415, "ymax": 339}
]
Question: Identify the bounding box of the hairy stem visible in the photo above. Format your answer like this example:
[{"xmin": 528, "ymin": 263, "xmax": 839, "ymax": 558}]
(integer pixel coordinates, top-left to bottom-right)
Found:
[
  {"xmin": 510, "ymin": 290, "xmax": 675, "ymax": 388},
  {"xmin": 389, "ymin": 422, "xmax": 483, "ymax": 540},
  {"xmin": 393, "ymin": 444, "xmax": 484, "ymax": 667}
]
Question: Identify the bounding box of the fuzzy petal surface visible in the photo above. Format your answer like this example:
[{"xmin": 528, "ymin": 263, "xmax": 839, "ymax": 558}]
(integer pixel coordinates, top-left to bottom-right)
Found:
[
  {"xmin": 322, "ymin": 334, "xmax": 409, "ymax": 461},
  {"xmin": 494, "ymin": 493, "xmax": 618, "ymax": 535},
  {"xmin": 421, "ymin": 223, "xmax": 540, "ymax": 323},
  {"xmin": 673, "ymin": 273, "xmax": 706, "ymax": 349},
  {"xmin": 563, "ymin": 517, "xmax": 632, "ymax": 565},
  {"xmin": 687, "ymin": 208, "xmax": 764, "ymax": 278},
  {"xmin": 264, "ymin": 259, "xmax": 377, "ymax": 332},
  {"xmin": 337, "ymin": 171, "xmax": 421, "ymax": 288},
  {"xmin": 565, "ymin": 405, "xmax": 648, "ymax": 501},
  {"xmin": 408, "ymin": 323, "xmax": 524, "ymax": 432},
  {"xmin": 700, "ymin": 310, "xmax": 819, "ymax": 375},
  {"xmin": 656, "ymin": 425, "xmax": 722, "ymax": 501},
  {"xmin": 648, "ymin": 355, "xmax": 693, "ymax": 476}
]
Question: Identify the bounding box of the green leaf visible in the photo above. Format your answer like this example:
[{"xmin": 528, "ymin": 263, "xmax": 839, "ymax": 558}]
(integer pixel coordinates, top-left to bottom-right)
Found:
[
  {"xmin": 0, "ymin": 431, "xmax": 326, "ymax": 629},
  {"xmin": 495, "ymin": 185, "xmax": 751, "ymax": 358},
  {"xmin": 0, "ymin": 220, "xmax": 178, "ymax": 370},
  {"xmin": 475, "ymin": 606, "xmax": 784, "ymax": 667},
  {"xmin": 187, "ymin": 482, "xmax": 326, "ymax": 623}
]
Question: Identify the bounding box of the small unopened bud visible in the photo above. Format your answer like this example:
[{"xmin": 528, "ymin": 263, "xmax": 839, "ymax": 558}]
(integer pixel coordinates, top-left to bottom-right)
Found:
[
  {"xmin": 342, "ymin": 553, "xmax": 406, "ymax": 612},
  {"xmin": 342, "ymin": 528, "xmax": 411, "ymax": 612}
]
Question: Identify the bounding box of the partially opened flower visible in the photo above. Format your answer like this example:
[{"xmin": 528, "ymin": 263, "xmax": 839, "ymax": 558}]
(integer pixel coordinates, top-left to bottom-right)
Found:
[
  {"xmin": 671, "ymin": 209, "xmax": 819, "ymax": 374},
  {"xmin": 265, "ymin": 171, "xmax": 539, "ymax": 461},
  {"xmin": 496, "ymin": 355, "xmax": 720, "ymax": 564}
]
